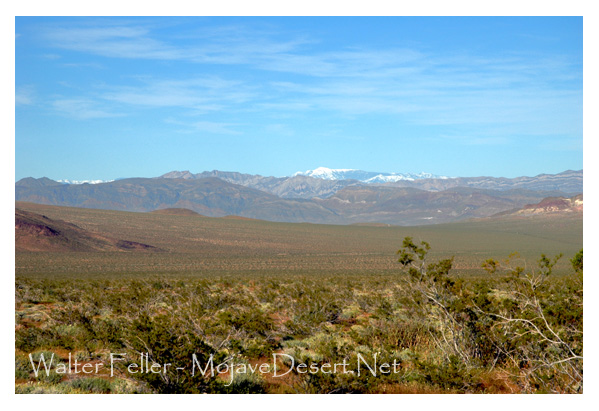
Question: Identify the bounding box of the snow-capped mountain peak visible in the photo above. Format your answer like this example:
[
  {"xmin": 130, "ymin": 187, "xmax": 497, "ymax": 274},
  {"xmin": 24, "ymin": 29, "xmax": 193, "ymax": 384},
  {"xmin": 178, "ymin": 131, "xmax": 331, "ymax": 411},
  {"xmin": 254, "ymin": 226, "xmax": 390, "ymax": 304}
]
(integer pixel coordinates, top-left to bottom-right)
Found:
[
  {"xmin": 293, "ymin": 167, "xmax": 358, "ymax": 180},
  {"xmin": 293, "ymin": 167, "xmax": 447, "ymax": 183},
  {"xmin": 57, "ymin": 179, "xmax": 113, "ymax": 185}
]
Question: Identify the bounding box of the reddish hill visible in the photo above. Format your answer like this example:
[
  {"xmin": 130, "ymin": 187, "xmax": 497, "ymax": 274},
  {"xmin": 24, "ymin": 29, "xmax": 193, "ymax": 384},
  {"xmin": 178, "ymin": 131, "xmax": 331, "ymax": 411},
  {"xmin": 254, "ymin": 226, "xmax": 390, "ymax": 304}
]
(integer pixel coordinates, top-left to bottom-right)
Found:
[
  {"xmin": 16, "ymin": 208, "xmax": 160, "ymax": 252},
  {"xmin": 519, "ymin": 194, "xmax": 583, "ymax": 215},
  {"xmin": 491, "ymin": 194, "xmax": 583, "ymax": 218}
]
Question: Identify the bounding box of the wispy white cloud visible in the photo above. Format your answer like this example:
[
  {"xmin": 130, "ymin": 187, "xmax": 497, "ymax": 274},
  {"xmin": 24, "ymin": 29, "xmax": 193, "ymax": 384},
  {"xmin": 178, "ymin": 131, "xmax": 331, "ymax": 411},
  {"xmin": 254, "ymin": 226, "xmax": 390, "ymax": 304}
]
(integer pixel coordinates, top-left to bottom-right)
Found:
[
  {"xmin": 42, "ymin": 53, "xmax": 61, "ymax": 60},
  {"xmin": 39, "ymin": 21, "xmax": 426, "ymax": 78},
  {"xmin": 33, "ymin": 20, "xmax": 581, "ymax": 145},
  {"xmin": 15, "ymin": 85, "xmax": 35, "ymax": 105},
  {"xmin": 60, "ymin": 62, "xmax": 104, "ymax": 69},
  {"xmin": 52, "ymin": 98, "xmax": 123, "ymax": 119},
  {"xmin": 38, "ymin": 21, "xmax": 579, "ymax": 90},
  {"xmin": 261, "ymin": 53, "xmax": 581, "ymax": 133},
  {"xmin": 44, "ymin": 25, "xmax": 184, "ymax": 60},
  {"xmin": 99, "ymin": 76, "xmax": 255, "ymax": 110},
  {"xmin": 165, "ymin": 118, "xmax": 242, "ymax": 135},
  {"xmin": 437, "ymin": 133, "xmax": 511, "ymax": 146}
]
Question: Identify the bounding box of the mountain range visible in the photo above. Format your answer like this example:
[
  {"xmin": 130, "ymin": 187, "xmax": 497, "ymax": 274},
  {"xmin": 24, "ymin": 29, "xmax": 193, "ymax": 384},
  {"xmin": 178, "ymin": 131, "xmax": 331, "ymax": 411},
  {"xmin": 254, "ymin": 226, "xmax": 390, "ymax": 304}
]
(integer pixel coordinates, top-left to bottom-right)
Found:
[
  {"xmin": 15, "ymin": 169, "xmax": 582, "ymax": 226},
  {"xmin": 157, "ymin": 168, "xmax": 582, "ymax": 199}
]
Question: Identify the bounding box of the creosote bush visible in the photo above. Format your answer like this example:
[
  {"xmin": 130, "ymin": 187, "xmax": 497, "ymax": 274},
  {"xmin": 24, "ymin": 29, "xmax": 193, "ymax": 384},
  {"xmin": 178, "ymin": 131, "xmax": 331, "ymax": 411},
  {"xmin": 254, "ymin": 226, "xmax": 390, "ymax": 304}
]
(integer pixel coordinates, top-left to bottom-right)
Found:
[
  {"xmin": 15, "ymin": 241, "xmax": 582, "ymax": 393},
  {"xmin": 397, "ymin": 237, "xmax": 583, "ymax": 393}
]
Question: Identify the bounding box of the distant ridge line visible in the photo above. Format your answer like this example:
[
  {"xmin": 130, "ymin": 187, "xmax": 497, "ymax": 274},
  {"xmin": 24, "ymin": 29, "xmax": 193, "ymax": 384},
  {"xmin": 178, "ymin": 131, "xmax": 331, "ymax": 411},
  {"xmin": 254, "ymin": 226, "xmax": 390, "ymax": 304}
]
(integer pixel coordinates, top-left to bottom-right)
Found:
[{"xmin": 15, "ymin": 169, "xmax": 582, "ymax": 226}]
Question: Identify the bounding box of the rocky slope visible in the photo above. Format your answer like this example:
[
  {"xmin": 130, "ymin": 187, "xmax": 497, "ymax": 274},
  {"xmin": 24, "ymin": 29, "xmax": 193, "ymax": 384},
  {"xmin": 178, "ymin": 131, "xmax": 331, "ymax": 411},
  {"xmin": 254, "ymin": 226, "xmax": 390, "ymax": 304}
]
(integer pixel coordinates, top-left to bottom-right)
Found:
[
  {"xmin": 382, "ymin": 170, "xmax": 582, "ymax": 194},
  {"xmin": 16, "ymin": 208, "xmax": 160, "ymax": 252},
  {"xmin": 494, "ymin": 194, "xmax": 584, "ymax": 217}
]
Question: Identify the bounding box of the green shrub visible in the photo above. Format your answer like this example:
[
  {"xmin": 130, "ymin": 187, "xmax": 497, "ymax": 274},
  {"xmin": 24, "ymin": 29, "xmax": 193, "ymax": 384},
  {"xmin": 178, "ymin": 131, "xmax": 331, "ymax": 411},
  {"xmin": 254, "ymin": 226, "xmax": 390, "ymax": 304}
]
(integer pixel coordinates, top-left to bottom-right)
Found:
[
  {"xmin": 124, "ymin": 313, "xmax": 225, "ymax": 393},
  {"xmin": 68, "ymin": 377, "xmax": 113, "ymax": 393},
  {"xmin": 571, "ymin": 249, "xmax": 583, "ymax": 273}
]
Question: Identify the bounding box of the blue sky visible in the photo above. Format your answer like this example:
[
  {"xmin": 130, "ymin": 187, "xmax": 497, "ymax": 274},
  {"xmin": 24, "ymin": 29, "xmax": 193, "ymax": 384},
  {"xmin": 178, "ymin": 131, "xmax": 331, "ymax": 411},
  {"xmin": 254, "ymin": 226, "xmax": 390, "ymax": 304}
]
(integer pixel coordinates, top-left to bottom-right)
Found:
[{"xmin": 15, "ymin": 16, "xmax": 583, "ymax": 181}]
